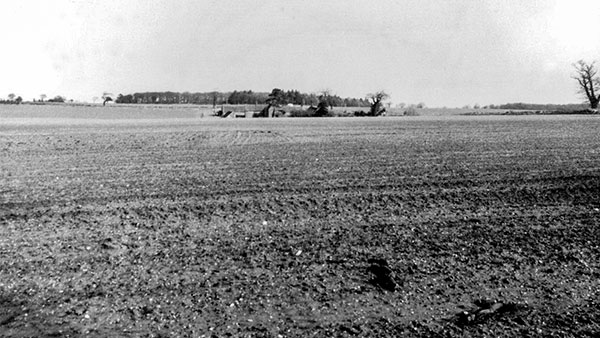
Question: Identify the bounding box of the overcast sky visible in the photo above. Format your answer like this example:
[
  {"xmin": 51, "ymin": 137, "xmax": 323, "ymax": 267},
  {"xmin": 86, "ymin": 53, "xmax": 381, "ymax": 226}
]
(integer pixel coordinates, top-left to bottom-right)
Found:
[{"xmin": 1, "ymin": 0, "xmax": 599, "ymax": 107}]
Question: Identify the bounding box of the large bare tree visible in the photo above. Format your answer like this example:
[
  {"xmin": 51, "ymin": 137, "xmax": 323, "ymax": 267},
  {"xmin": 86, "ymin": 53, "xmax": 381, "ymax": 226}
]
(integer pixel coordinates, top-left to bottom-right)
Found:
[{"xmin": 573, "ymin": 60, "xmax": 600, "ymax": 109}]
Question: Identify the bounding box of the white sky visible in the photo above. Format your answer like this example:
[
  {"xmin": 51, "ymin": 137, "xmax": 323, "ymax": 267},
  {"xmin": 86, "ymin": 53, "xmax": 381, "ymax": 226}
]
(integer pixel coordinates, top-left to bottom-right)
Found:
[{"xmin": 1, "ymin": 0, "xmax": 599, "ymax": 107}]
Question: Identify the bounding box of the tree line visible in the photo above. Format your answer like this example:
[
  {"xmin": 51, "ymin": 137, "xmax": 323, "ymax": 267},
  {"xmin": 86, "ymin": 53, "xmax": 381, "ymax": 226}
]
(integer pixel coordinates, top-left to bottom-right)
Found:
[
  {"xmin": 2, "ymin": 94, "xmax": 69, "ymax": 104},
  {"xmin": 114, "ymin": 89, "xmax": 371, "ymax": 107},
  {"xmin": 480, "ymin": 103, "xmax": 588, "ymax": 111}
]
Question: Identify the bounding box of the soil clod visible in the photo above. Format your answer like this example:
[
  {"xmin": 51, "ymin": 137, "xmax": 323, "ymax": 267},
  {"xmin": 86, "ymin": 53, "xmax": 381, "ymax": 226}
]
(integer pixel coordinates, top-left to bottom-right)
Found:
[
  {"xmin": 367, "ymin": 258, "xmax": 399, "ymax": 292},
  {"xmin": 454, "ymin": 299, "xmax": 528, "ymax": 327}
]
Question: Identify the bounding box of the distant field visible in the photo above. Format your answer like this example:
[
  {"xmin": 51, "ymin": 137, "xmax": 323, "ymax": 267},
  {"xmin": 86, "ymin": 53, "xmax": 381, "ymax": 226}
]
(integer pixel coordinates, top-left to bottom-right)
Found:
[
  {"xmin": 0, "ymin": 103, "xmax": 513, "ymax": 120},
  {"xmin": 0, "ymin": 103, "xmax": 212, "ymax": 120},
  {"xmin": 1, "ymin": 106, "xmax": 599, "ymax": 337}
]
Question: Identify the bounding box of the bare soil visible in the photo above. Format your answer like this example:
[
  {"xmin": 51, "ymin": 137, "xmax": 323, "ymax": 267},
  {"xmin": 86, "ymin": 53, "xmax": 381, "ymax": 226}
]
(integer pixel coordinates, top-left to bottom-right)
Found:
[{"xmin": 1, "ymin": 111, "xmax": 599, "ymax": 337}]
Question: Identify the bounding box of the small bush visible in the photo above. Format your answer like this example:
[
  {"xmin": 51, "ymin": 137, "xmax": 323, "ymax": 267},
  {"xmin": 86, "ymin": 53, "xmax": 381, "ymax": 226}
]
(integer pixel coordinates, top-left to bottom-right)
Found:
[
  {"xmin": 288, "ymin": 109, "xmax": 317, "ymax": 118},
  {"xmin": 287, "ymin": 108, "xmax": 340, "ymax": 118},
  {"xmin": 404, "ymin": 106, "xmax": 419, "ymax": 116},
  {"xmin": 331, "ymin": 110, "xmax": 353, "ymax": 117}
]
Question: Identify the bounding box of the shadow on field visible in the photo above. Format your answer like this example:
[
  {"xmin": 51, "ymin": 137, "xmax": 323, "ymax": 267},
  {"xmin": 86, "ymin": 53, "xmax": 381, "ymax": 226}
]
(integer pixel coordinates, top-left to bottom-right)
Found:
[{"xmin": 0, "ymin": 293, "xmax": 79, "ymax": 338}]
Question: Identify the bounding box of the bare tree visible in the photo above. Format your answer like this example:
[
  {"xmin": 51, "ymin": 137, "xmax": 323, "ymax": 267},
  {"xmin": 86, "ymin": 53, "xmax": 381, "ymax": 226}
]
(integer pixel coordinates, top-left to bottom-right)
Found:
[
  {"xmin": 366, "ymin": 91, "xmax": 390, "ymax": 116},
  {"xmin": 573, "ymin": 60, "xmax": 600, "ymax": 109},
  {"xmin": 40, "ymin": 94, "xmax": 47, "ymax": 102}
]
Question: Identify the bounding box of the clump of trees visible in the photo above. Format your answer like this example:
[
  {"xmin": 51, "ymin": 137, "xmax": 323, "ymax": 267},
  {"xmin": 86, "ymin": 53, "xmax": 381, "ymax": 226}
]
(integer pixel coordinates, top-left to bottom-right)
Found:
[
  {"xmin": 315, "ymin": 99, "xmax": 329, "ymax": 116},
  {"xmin": 115, "ymin": 94, "xmax": 134, "ymax": 104},
  {"xmin": 256, "ymin": 88, "xmax": 285, "ymax": 117},
  {"xmin": 48, "ymin": 95, "xmax": 65, "ymax": 103},
  {"xmin": 1, "ymin": 93, "xmax": 23, "ymax": 104},
  {"xmin": 573, "ymin": 60, "xmax": 600, "ymax": 109},
  {"xmin": 366, "ymin": 91, "xmax": 389, "ymax": 116}
]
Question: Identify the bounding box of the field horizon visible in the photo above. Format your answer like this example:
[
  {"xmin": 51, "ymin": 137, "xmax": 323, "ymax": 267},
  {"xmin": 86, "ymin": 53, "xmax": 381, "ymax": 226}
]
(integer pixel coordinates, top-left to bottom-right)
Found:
[{"xmin": 0, "ymin": 102, "xmax": 565, "ymax": 121}]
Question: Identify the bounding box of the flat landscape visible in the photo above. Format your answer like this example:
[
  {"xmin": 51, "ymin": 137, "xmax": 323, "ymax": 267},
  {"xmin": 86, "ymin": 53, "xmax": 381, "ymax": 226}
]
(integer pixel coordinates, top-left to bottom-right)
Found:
[{"xmin": 1, "ymin": 105, "xmax": 599, "ymax": 337}]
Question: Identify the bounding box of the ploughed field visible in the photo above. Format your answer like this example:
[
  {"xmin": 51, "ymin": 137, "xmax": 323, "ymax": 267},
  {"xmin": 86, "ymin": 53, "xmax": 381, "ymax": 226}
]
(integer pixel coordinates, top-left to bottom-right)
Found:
[{"xmin": 1, "ymin": 111, "xmax": 599, "ymax": 337}]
